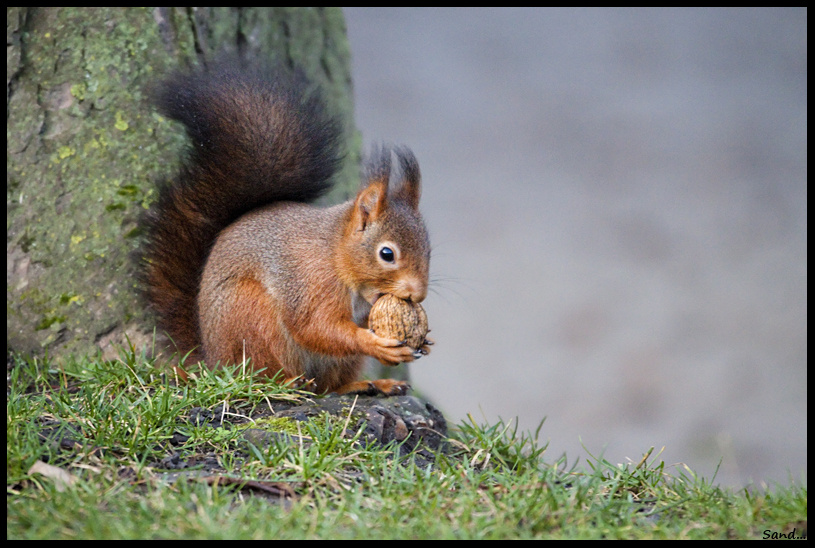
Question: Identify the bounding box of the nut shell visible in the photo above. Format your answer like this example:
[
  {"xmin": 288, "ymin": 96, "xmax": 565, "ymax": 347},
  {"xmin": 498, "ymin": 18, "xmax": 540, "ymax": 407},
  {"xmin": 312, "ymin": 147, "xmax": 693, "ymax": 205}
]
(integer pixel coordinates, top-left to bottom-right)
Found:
[{"xmin": 368, "ymin": 294, "xmax": 429, "ymax": 350}]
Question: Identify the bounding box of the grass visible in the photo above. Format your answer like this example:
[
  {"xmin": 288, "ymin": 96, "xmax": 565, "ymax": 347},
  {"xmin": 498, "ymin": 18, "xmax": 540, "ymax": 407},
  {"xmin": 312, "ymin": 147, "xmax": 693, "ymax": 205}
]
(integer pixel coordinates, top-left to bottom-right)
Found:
[{"xmin": 7, "ymin": 347, "xmax": 807, "ymax": 539}]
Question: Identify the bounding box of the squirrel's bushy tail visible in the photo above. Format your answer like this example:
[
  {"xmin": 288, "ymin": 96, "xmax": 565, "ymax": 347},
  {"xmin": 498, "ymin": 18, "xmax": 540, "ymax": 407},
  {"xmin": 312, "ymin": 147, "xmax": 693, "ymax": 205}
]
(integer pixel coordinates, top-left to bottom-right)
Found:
[{"xmin": 140, "ymin": 64, "xmax": 343, "ymax": 361}]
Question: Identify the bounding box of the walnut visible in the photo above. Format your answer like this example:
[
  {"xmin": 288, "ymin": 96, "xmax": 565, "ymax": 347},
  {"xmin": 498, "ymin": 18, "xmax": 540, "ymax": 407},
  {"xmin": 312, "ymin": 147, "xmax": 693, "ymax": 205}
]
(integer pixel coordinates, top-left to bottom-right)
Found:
[{"xmin": 368, "ymin": 294, "xmax": 429, "ymax": 350}]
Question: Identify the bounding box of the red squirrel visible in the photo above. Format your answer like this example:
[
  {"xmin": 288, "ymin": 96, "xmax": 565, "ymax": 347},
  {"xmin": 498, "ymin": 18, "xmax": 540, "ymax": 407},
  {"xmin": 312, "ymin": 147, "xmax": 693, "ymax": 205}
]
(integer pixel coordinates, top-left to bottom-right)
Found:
[{"xmin": 140, "ymin": 64, "xmax": 432, "ymax": 396}]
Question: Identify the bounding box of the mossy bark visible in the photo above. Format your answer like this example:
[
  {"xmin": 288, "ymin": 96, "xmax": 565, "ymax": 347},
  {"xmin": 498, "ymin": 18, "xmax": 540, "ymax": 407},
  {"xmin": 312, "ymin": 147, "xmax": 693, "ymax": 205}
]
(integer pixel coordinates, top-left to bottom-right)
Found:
[{"xmin": 7, "ymin": 7, "xmax": 360, "ymax": 361}]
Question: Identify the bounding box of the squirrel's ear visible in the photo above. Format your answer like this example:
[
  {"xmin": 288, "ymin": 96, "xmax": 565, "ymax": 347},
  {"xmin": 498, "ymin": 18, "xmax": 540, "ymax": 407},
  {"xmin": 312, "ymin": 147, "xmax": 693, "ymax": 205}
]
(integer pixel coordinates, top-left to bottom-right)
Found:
[
  {"xmin": 393, "ymin": 146, "xmax": 421, "ymax": 210},
  {"xmin": 353, "ymin": 180, "xmax": 388, "ymax": 232},
  {"xmin": 353, "ymin": 145, "xmax": 392, "ymax": 231}
]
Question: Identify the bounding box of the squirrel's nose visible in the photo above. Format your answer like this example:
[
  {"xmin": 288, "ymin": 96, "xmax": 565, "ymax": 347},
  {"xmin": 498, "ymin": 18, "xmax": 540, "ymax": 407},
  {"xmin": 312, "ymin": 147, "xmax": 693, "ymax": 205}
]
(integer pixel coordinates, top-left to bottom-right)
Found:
[{"xmin": 399, "ymin": 277, "xmax": 427, "ymax": 303}]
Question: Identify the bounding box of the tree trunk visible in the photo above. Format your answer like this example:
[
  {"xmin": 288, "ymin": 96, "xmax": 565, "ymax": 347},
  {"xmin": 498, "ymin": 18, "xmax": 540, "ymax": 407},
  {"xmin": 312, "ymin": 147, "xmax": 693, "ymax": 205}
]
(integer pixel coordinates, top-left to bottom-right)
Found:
[{"xmin": 7, "ymin": 7, "xmax": 359, "ymax": 362}]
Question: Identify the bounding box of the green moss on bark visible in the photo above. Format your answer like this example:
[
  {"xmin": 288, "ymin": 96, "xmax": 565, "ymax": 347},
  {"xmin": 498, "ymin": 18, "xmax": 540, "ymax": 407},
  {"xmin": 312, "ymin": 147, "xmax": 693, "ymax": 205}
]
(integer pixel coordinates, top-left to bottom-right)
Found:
[{"xmin": 7, "ymin": 7, "xmax": 359, "ymax": 361}]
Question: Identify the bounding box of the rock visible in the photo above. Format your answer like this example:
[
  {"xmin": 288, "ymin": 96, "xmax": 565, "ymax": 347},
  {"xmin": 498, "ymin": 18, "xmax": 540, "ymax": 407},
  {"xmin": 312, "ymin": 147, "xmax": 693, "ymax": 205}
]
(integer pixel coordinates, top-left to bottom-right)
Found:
[{"xmin": 244, "ymin": 394, "xmax": 447, "ymax": 464}]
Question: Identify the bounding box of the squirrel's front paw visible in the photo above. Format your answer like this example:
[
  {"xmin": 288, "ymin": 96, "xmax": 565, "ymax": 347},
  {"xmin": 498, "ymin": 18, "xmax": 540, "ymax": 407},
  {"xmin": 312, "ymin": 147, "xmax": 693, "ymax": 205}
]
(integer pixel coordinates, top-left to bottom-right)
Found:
[
  {"xmin": 415, "ymin": 336, "xmax": 434, "ymax": 358},
  {"xmin": 360, "ymin": 329, "xmax": 416, "ymax": 365}
]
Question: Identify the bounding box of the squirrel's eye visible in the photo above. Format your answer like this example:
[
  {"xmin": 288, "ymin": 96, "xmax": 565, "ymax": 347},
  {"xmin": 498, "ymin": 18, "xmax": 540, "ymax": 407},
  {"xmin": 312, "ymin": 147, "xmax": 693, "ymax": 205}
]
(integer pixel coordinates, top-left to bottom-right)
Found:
[{"xmin": 379, "ymin": 246, "xmax": 395, "ymax": 263}]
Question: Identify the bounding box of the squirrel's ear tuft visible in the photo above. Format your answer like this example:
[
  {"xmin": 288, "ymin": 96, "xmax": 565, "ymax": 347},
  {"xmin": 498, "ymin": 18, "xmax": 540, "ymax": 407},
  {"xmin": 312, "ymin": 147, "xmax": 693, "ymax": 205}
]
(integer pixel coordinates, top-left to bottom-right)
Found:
[
  {"xmin": 393, "ymin": 146, "xmax": 421, "ymax": 210},
  {"xmin": 364, "ymin": 144, "xmax": 392, "ymax": 188}
]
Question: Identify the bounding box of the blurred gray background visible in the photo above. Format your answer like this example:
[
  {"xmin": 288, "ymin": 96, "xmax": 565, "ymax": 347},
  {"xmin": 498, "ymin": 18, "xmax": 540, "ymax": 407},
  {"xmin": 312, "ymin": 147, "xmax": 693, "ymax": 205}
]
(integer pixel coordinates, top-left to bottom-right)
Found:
[{"xmin": 344, "ymin": 7, "xmax": 806, "ymax": 487}]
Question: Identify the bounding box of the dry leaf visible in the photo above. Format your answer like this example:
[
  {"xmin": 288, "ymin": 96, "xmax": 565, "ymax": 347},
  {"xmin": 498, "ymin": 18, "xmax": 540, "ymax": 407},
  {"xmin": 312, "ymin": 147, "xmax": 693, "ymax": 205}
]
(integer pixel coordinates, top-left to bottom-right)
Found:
[{"xmin": 28, "ymin": 460, "xmax": 78, "ymax": 492}]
